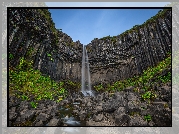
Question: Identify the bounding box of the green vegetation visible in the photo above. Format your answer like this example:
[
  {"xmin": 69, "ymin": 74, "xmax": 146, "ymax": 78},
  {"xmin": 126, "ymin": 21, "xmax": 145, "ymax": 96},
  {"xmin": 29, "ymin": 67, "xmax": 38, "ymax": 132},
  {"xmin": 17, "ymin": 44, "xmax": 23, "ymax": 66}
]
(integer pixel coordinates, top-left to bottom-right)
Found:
[
  {"xmin": 26, "ymin": 47, "xmax": 34, "ymax": 57},
  {"xmin": 94, "ymin": 53, "xmax": 171, "ymax": 102},
  {"xmin": 9, "ymin": 53, "xmax": 14, "ymax": 60},
  {"xmin": 21, "ymin": 95, "xmax": 29, "ymax": 101},
  {"xmin": 65, "ymin": 80, "xmax": 81, "ymax": 92},
  {"xmin": 94, "ymin": 83, "xmax": 103, "ymax": 91},
  {"xmin": 30, "ymin": 101, "xmax": 38, "ymax": 108},
  {"xmin": 37, "ymin": 9, "xmax": 59, "ymax": 45},
  {"xmin": 100, "ymin": 35, "xmax": 117, "ymax": 45},
  {"xmin": 9, "ymin": 57, "xmax": 68, "ymax": 102},
  {"xmin": 141, "ymin": 91, "xmax": 157, "ymax": 101},
  {"xmin": 47, "ymin": 53, "xmax": 51, "ymax": 57},
  {"xmin": 99, "ymin": 9, "xmax": 170, "ymax": 44},
  {"xmin": 144, "ymin": 114, "xmax": 152, "ymax": 122},
  {"xmin": 47, "ymin": 53, "xmax": 54, "ymax": 61},
  {"xmin": 118, "ymin": 9, "xmax": 170, "ymax": 39}
]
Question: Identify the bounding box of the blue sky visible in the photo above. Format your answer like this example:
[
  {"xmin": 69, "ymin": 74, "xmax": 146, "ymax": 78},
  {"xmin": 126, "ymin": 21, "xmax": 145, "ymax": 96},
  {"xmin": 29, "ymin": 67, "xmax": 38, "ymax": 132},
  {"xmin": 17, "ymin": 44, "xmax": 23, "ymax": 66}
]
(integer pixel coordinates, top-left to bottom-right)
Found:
[{"xmin": 46, "ymin": 2, "xmax": 170, "ymax": 45}]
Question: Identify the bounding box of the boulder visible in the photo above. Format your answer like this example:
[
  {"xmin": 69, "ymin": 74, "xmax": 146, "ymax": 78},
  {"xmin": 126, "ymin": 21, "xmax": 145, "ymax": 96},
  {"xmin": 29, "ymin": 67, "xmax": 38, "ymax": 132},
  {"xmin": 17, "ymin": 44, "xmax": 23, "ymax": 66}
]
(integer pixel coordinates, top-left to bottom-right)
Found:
[
  {"xmin": 115, "ymin": 114, "xmax": 130, "ymax": 126},
  {"xmin": 93, "ymin": 114, "xmax": 104, "ymax": 122},
  {"xmin": 47, "ymin": 118, "xmax": 62, "ymax": 126}
]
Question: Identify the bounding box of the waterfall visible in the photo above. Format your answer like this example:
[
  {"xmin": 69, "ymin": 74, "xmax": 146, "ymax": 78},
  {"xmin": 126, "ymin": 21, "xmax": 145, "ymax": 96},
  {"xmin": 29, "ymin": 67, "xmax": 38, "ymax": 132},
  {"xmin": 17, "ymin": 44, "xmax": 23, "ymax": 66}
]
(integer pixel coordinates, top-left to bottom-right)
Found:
[{"xmin": 81, "ymin": 45, "xmax": 93, "ymax": 96}]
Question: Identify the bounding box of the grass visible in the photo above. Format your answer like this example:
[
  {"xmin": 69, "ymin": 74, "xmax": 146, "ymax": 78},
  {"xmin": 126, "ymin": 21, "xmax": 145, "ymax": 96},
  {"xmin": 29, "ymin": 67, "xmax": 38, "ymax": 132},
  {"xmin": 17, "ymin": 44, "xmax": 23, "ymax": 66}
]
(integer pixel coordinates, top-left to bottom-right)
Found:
[
  {"xmin": 9, "ymin": 57, "xmax": 68, "ymax": 102},
  {"xmin": 141, "ymin": 91, "xmax": 157, "ymax": 102},
  {"xmin": 94, "ymin": 52, "xmax": 171, "ymax": 102}
]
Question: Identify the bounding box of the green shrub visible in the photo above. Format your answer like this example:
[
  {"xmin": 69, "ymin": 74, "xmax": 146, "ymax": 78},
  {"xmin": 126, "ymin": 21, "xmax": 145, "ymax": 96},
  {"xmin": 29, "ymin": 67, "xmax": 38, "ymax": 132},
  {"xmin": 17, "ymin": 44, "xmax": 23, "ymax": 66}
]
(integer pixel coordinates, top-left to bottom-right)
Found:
[
  {"xmin": 9, "ymin": 57, "xmax": 68, "ymax": 102},
  {"xmin": 97, "ymin": 54, "xmax": 171, "ymax": 93},
  {"xmin": 141, "ymin": 91, "xmax": 157, "ymax": 101},
  {"xmin": 144, "ymin": 114, "xmax": 152, "ymax": 121},
  {"xmin": 30, "ymin": 101, "xmax": 38, "ymax": 108}
]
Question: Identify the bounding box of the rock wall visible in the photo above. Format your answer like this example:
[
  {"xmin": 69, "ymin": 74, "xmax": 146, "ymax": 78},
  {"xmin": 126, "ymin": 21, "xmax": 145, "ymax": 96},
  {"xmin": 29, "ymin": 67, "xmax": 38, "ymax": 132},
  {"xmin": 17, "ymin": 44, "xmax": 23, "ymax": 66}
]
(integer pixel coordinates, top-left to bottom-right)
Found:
[
  {"xmin": 8, "ymin": 9, "xmax": 83, "ymax": 82},
  {"xmin": 8, "ymin": 8, "xmax": 172, "ymax": 86},
  {"xmin": 86, "ymin": 9, "xmax": 172, "ymax": 86}
]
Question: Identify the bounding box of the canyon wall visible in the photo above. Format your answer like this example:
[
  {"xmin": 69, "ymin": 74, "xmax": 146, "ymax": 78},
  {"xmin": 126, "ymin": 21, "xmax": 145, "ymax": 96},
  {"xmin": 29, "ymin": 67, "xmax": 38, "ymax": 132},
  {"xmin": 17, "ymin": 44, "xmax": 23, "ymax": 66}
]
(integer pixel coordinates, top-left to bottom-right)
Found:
[
  {"xmin": 86, "ymin": 9, "xmax": 172, "ymax": 86},
  {"xmin": 9, "ymin": 8, "xmax": 172, "ymax": 87},
  {"xmin": 9, "ymin": 9, "xmax": 83, "ymax": 82}
]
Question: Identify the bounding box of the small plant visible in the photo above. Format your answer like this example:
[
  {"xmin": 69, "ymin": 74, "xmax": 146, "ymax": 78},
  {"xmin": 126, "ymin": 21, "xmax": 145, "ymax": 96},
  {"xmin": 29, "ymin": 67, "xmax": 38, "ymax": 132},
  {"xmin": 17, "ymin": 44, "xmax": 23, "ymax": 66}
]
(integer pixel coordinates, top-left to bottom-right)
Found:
[
  {"xmin": 94, "ymin": 84, "xmax": 103, "ymax": 91},
  {"xmin": 133, "ymin": 87, "xmax": 140, "ymax": 92},
  {"xmin": 9, "ymin": 53, "xmax": 14, "ymax": 60},
  {"xmin": 30, "ymin": 101, "xmax": 38, "ymax": 108},
  {"xmin": 47, "ymin": 53, "xmax": 51, "ymax": 57},
  {"xmin": 144, "ymin": 114, "xmax": 152, "ymax": 121},
  {"xmin": 164, "ymin": 103, "xmax": 169, "ymax": 108},
  {"xmin": 21, "ymin": 95, "xmax": 29, "ymax": 101},
  {"xmin": 59, "ymin": 81, "xmax": 64, "ymax": 87},
  {"xmin": 141, "ymin": 91, "xmax": 157, "ymax": 101},
  {"xmin": 59, "ymin": 87, "xmax": 65, "ymax": 94}
]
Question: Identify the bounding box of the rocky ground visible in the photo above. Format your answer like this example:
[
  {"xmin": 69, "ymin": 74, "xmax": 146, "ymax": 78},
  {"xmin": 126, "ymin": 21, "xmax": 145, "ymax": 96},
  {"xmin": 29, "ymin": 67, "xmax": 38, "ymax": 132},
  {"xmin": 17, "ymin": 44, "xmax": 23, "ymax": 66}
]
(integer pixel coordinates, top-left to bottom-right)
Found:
[{"xmin": 9, "ymin": 82, "xmax": 171, "ymax": 127}]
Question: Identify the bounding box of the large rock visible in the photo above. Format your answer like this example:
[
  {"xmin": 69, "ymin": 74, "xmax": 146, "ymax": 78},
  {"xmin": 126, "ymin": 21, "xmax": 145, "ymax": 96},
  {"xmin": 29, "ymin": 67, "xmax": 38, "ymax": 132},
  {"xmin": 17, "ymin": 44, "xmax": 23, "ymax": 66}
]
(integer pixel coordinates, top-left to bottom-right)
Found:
[
  {"xmin": 93, "ymin": 114, "xmax": 104, "ymax": 122},
  {"xmin": 115, "ymin": 114, "xmax": 130, "ymax": 126},
  {"xmin": 47, "ymin": 118, "xmax": 62, "ymax": 126},
  {"xmin": 36, "ymin": 113, "xmax": 50, "ymax": 122}
]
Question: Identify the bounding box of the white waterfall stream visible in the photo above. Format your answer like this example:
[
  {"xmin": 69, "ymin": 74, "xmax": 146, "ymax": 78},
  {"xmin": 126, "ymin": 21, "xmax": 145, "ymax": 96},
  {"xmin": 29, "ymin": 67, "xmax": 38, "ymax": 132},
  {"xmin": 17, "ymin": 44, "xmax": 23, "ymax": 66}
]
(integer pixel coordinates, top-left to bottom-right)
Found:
[{"xmin": 81, "ymin": 45, "xmax": 94, "ymax": 96}]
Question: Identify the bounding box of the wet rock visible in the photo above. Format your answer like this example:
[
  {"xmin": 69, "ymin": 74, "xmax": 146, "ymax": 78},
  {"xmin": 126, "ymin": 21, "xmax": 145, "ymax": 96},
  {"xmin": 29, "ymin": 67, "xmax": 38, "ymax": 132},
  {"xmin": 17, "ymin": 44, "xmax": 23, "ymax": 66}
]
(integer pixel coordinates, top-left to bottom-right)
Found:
[{"xmin": 82, "ymin": 97, "xmax": 91, "ymax": 104}]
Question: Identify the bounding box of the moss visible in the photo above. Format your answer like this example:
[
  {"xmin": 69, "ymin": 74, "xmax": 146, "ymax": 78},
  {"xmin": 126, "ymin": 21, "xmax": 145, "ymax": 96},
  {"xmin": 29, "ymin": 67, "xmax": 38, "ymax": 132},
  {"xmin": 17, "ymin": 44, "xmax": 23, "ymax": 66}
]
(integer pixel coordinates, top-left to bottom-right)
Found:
[
  {"xmin": 9, "ymin": 57, "xmax": 68, "ymax": 102},
  {"xmin": 95, "ymin": 53, "xmax": 171, "ymax": 93}
]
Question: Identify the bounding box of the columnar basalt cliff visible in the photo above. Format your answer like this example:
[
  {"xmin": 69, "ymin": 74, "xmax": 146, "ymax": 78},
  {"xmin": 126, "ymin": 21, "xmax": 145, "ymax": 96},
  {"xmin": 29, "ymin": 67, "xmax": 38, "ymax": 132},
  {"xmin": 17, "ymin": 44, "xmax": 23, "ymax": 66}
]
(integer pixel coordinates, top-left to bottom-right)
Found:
[
  {"xmin": 9, "ymin": 8, "xmax": 171, "ymax": 87},
  {"xmin": 86, "ymin": 9, "xmax": 172, "ymax": 86},
  {"xmin": 9, "ymin": 9, "xmax": 83, "ymax": 82},
  {"xmin": 8, "ymin": 6, "xmax": 174, "ymax": 127}
]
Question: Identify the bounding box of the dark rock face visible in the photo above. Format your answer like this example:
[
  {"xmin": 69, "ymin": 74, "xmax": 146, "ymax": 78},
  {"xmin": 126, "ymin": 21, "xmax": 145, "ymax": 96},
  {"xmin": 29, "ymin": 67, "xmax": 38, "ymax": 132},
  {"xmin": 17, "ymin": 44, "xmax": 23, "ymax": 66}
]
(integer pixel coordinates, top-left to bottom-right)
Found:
[
  {"xmin": 9, "ymin": 9, "xmax": 171, "ymax": 86},
  {"xmin": 9, "ymin": 9, "xmax": 83, "ymax": 83},
  {"xmin": 86, "ymin": 9, "xmax": 172, "ymax": 85},
  {"xmin": 8, "ymin": 8, "xmax": 172, "ymax": 127}
]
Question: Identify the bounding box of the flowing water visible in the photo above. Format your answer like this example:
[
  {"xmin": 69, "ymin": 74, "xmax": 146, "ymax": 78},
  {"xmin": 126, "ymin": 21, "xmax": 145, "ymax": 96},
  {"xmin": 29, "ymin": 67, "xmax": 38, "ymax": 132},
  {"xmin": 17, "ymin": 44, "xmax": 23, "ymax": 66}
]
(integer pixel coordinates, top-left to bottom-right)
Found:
[
  {"xmin": 56, "ymin": 45, "xmax": 95, "ymax": 126},
  {"xmin": 81, "ymin": 45, "xmax": 94, "ymax": 96}
]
